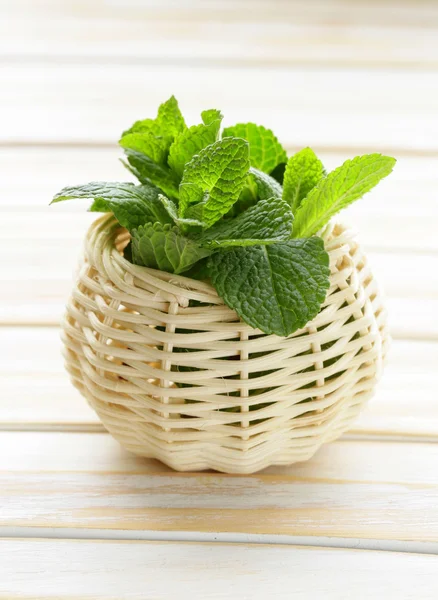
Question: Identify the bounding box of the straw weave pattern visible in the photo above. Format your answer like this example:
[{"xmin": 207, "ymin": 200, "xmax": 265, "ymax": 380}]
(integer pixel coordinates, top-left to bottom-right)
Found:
[{"xmin": 62, "ymin": 214, "xmax": 388, "ymax": 474}]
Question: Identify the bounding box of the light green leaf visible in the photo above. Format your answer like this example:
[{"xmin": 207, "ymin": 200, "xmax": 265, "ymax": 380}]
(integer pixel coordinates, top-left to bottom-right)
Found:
[
  {"xmin": 194, "ymin": 197, "xmax": 293, "ymax": 248},
  {"xmin": 282, "ymin": 148, "xmax": 325, "ymax": 212},
  {"xmin": 119, "ymin": 132, "xmax": 171, "ymax": 165},
  {"xmin": 209, "ymin": 237, "xmax": 330, "ymax": 336},
  {"xmin": 122, "ymin": 118, "xmax": 156, "ymax": 137},
  {"xmin": 122, "ymin": 149, "xmax": 179, "ymax": 198},
  {"xmin": 179, "ymin": 137, "xmax": 250, "ymax": 228},
  {"xmin": 293, "ymin": 154, "xmax": 396, "ymax": 238},
  {"xmin": 51, "ymin": 182, "xmax": 172, "ymax": 230},
  {"xmin": 155, "ymin": 95, "xmax": 186, "ymax": 137},
  {"xmin": 131, "ymin": 222, "xmax": 211, "ymax": 274},
  {"xmin": 201, "ymin": 109, "xmax": 222, "ymax": 127},
  {"xmin": 222, "ymin": 122, "xmax": 287, "ymax": 173},
  {"xmin": 158, "ymin": 194, "xmax": 206, "ymax": 228},
  {"xmin": 123, "ymin": 96, "xmax": 186, "ymax": 138},
  {"xmin": 168, "ymin": 109, "xmax": 223, "ymax": 178}
]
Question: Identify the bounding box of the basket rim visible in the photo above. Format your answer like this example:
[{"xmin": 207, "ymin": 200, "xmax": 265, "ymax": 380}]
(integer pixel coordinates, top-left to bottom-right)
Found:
[{"xmin": 86, "ymin": 213, "xmax": 357, "ymax": 299}]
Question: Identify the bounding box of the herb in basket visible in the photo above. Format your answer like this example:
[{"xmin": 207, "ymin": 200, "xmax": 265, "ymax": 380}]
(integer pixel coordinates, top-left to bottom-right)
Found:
[{"xmin": 51, "ymin": 96, "xmax": 395, "ymax": 337}]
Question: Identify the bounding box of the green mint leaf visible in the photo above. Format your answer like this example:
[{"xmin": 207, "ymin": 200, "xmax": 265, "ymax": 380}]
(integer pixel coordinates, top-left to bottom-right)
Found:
[
  {"xmin": 209, "ymin": 237, "xmax": 330, "ymax": 336},
  {"xmin": 51, "ymin": 182, "xmax": 172, "ymax": 230},
  {"xmin": 123, "ymin": 96, "xmax": 186, "ymax": 138},
  {"xmin": 293, "ymin": 153, "xmax": 396, "ymax": 238},
  {"xmin": 168, "ymin": 109, "xmax": 223, "ymax": 178},
  {"xmin": 282, "ymin": 148, "xmax": 325, "ymax": 212},
  {"xmin": 224, "ymin": 167, "xmax": 282, "ymax": 217},
  {"xmin": 131, "ymin": 222, "xmax": 211, "ymax": 274},
  {"xmin": 122, "ymin": 149, "xmax": 179, "ymax": 198},
  {"xmin": 122, "ymin": 118, "xmax": 156, "ymax": 137},
  {"xmin": 158, "ymin": 194, "xmax": 206, "ymax": 228},
  {"xmin": 201, "ymin": 109, "xmax": 222, "ymax": 127},
  {"xmin": 194, "ymin": 197, "xmax": 293, "ymax": 248},
  {"xmin": 222, "ymin": 122, "xmax": 287, "ymax": 174},
  {"xmin": 119, "ymin": 131, "xmax": 172, "ymax": 165},
  {"xmin": 250, "ymin": 167, "xmax": 282, "ymax": 200},
  {"xmin": 179, "ymin": 137, "xmax": 250, "ymax": 228},
  {"xmin": 155, "ymin": 95, "xmax": 186, "ymax": 137}
]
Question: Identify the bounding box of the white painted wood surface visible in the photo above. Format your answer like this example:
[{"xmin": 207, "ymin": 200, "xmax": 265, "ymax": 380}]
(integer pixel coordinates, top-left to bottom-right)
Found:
[
  {"xmin": 3, "ymin": 0, "xmax": 438, "ymax": 68},
  {"xmin": 2, "ymin": 63, "xmax": 437, "ymax": 151},
  {"xmin": 2, "ymin": 539, "xmax": 438, "ymax": 600},
  {"xmin": 1, "ymin": 432, "xmax": 438, "ymax": 543},
  {"xmin": 1, "ymin": 0, "xmax": 438, "ymax": 595}
]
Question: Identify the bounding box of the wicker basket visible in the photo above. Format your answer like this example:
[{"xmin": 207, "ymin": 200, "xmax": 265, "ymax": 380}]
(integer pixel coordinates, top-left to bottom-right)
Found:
[{"xmin": 62, "ymin": 214, "xmax": 388, "ymax": 474}]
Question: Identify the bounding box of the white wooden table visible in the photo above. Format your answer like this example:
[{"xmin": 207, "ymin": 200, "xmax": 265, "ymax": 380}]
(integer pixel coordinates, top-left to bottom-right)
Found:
[{"xmin": 1, "ymin": 1, "xmax": 438, "ymax": 597}]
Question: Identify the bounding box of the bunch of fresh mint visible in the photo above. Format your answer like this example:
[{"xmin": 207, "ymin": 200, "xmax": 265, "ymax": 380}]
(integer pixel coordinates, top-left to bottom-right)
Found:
[{"xmin": 52, "ymin": 96, "xmax": 395, "ymax": 337}]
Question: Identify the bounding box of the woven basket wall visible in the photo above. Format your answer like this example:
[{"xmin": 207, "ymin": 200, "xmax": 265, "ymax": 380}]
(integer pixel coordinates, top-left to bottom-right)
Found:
[{"xmin": 62, "ymin": 214, "xmax": 389, "ymax": 474}]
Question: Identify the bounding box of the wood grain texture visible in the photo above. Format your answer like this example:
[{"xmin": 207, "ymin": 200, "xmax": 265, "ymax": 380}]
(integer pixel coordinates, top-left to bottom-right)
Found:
[
  {"xmin": 0, "ymin": 0, "xmax": 437, "ymax": 573},
  {"xmin": 1, "ymin": 432, "xmax": 438, "ymax": 542},
  {"xmin": 2, "ymin": 539, "xmax": 438, "ymax": 600},
  {"xmin": 1, "ymin": 63, "xmax": 437, "ymax": 151},
  {"xmin": 2, "ymin": 0, "xmax": 438, "ymax": 69},
  {"xmin": 1, "ymin": 327, "xmax": 437, "ymax": 441}
]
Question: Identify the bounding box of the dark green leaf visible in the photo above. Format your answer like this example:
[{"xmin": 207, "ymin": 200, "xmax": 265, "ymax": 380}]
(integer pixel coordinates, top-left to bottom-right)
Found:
[
  {"xmin": 51, "ymin": 182, "xmax": 172, "ymax": 230},
  {"xmin": 131, "ymin": 222, "xmax": 211, "ymax": 274},
  {"xmin": 194, "ymin": 197, "xmax": 293, "ymax": 248},
  {"xmin": 209, "ymin": 237, "xmax": 330, "ymax": 336}
]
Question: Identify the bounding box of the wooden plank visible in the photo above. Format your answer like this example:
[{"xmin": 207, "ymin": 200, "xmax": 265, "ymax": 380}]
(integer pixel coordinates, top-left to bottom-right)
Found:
[
  {"xmin": 1, "ymin": 327, "xmax": 437, "ymax": 440},
  {"xmin": 0, "ymin": 327, "xmax": 98, "ymax": 429},
  {"xmin": 2, "ymin": 0, "xmax": 438, "ymax": 69},
  {"xmin": 1, "ymin": 432, "xmax": 438, "ymax": 542},
  {"xmin": 2, "ymin": 539, "xmax": 438, "ymax": 600},
  {"xmin": 1, "ymin": 63, "xmax": 437, "ymax": 151},
  {"xmin": 2, "ymin": 148, "xmax": 437, "ymax": 252}
]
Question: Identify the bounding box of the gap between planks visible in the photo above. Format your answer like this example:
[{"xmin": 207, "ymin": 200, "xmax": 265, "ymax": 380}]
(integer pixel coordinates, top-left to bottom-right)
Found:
[
  {"xmin": 1, "ymin": 530, "xmax": 438, "ymax": 556},
  {"xmin": 2, "ymin": 0, "xmax": 438, "ymax": 72},
  {"xmin": 2, "ymin": 141, "xmax": 438, "ymax": 158}
]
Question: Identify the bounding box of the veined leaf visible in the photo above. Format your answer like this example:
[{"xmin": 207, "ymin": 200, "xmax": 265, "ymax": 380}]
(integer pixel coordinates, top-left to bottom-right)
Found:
[
  {"xmin": 179, "ymin": 137, "xmax": 250, "ymax": 228},
  {"xmin": 123, "ymin": 96, "xmax": 186, "ymax": 138},
  {"xmin": 209, "ymin": 237, "xmax": 330, "ymax": 337},
  {"xmin": 250, "ymin": 167, "xmax": 282, "ymax": 200},
  {"xmin": 131, "ymin": 222, "xmax": 211, "ymax": 274},
  {"xmin": 283, "ymin": 148, "xmax": 325, "ymax": 213},
  {"xmin": 293, "ymin": 154, "xmax": 396, "ymax": 238},
  {"xmin": 168, "ymin": 109, "xmax": 223, "ymax": 178},
  {"xmin": 222, "ymin": 122, "xmax": 287, "ymax": 173},
  {"xmin": 51, "ymin": 182, "xmax": 172, "ymax": 230},
  {"xmin": 122, "ymin": 149, "xmax": 179, "ymax": 198},
  {"xmin": 156, "ymin": 95, "xmax": 186, "ymax": 137},
  {"xmin": 158, "ymin": 194, "xmax": 206, "ymax": 228},
  {"xmin": 195, "ymin": 197, "xmax": 293, "ymax": 248},
  {"xmin": 119, "ymin": 131, "xmax": 172, "ymax": 165}
]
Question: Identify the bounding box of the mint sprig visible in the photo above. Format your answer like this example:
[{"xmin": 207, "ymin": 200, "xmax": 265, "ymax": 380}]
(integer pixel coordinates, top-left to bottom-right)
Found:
[
  {"xmin": 51, "ymin": 181, "xmax": 172, "ymax": 230},
  {"xmin": 282, "ymin": 147, "xmax": 325, "ymax": 213},
  {"xmin": 131, "ymin": 222, "xmax": 210, "ymax": 274},
  {"xmin": 179, "ymin": 137, "xmax": 250, "ymax": 227},
  {"xmin": 292, "ymin": 154, "xmax": 396, "ymax": 238},
  {"xmin": 51, "ymin": 96, "xmax": 395, "ymax": 337}
]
